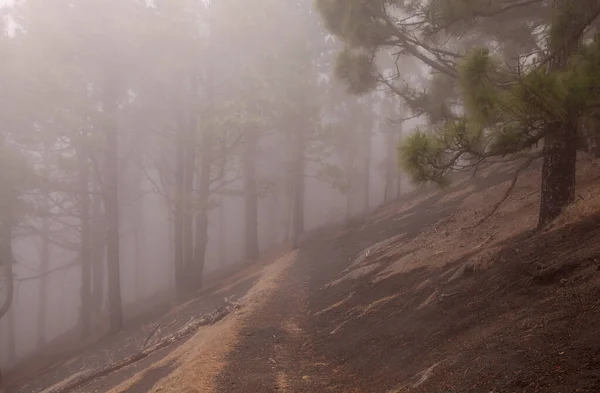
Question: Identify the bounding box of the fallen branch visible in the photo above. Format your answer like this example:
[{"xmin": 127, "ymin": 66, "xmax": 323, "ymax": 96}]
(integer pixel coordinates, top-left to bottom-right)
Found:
[
  {"xmin": 45, "ymin": 299, "xmax": 241, "ymax": 393},
  {"xmin": 141, "ymin": 323, "xmax": 162, "ymax": 350}
]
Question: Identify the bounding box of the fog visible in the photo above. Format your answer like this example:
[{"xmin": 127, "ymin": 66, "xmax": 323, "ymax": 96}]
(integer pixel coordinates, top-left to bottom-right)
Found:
[{"xmin": 0, "ymin": 0, "xmax": 422, "ymax": 377}]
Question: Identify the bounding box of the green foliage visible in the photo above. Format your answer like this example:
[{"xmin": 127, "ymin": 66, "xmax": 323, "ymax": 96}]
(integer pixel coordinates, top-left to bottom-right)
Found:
[
  {"xmin": 458, "ymin": 48, "xmax": 501, "ymax": 126},
  {"xmin": 334, "ymin": 49, "xmax": 378, "ymax": 95},
  {"xmin": 400, "ymin": 31, "xmax": 600, "ymax": 184},
  {"xmin": 398, "ymin": 128, "xmax": 448, "ymax": 185},
  {"xmin": 315, "ymin": 0, "xmax": 388, "ymax": 49}
]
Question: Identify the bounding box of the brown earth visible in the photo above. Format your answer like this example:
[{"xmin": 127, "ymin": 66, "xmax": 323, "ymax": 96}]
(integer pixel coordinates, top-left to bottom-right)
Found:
[
  {"xmin": 8, "ymin": 155, "xmax": 600, "ymax": 392},
  {"xmin": 213, "ymin": 156, "xmax": 600, "ymax": 393}
]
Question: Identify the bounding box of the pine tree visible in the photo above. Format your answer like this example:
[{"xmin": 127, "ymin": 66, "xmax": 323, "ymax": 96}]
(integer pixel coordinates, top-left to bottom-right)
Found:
[{"xmin": 317, "ymin": 0, "xmax": 600, "ymax": 228}]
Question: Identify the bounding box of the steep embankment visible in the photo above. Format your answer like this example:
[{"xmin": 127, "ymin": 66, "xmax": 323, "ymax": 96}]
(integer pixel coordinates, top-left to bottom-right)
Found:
[
  {"xmin": 213, "ymin": 156, "xmax": 600, "ymax": 393},
  {"xmin": 16, "ymin": 156, "xmax": 600, "ymax": 393}
]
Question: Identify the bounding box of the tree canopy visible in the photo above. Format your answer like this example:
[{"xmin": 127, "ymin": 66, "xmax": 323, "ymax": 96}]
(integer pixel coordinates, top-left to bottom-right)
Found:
[{"xmin": 317, "ymin": 0, "xmax": 600, "ymax": 228}]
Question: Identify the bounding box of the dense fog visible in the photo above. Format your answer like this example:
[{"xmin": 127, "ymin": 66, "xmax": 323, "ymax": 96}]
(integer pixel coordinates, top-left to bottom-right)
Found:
[{"xmin": 0, "ymin": 0, "xmax": 422, "ymax": 376}]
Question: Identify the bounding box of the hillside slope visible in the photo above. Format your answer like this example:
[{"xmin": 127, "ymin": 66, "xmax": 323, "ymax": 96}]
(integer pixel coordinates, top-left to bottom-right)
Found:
[
  {"xmin": 14, "ymin": 156, "xmax": 600, "ymax": 393},
  {"xmin": 212, "ymin": 156, "xmax": 600, "ymax": 393}
]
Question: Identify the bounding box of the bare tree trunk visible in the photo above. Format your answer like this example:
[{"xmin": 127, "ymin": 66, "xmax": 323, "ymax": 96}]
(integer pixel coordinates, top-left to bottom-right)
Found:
[
  {"xmin": 90, "ymin": 180, "xmax": 105, "ymax": 315},
  {"xmin": 6, "ymin": 297, "xmax": 15, "ymax": 361},
  {"xmin": 243, "ymin": 125, "xmax": 260, "ymax": 263},
  {"xmin": 132, "ymin": 175, "xmax": 145, "ymax": 301},
  {"xmin": 102, "ymin": 75, "xmax": 124, "ymax": 333},
  {"xmin": 193, "ymin": 59, "xmax": 214, "ymax": 287},
  {"xmin": 291, "ymin": 128, "xmax": 306, "ymax": 248},
  {"xmin": 76, "ymin": 143, "xmax": 93, "ymax": 340},
  {"xmin": 36, "ymin": 215, "xmax": 51, "ymax": 348},
  {"xmin": 581, "ymin": 117, "xmax": 600, "ymax": 157},
  {"xmin": 343, "ymin": 150, "xmax": 356, "ymax": 224},
  {"xmin": 0, "ymin": 217, "xmax": 15, "ymax": 365},
  {"xmin": 268, "ymin": 187, "xmax": 279, "ymax": 246},
  {"xmin": 193, "ymin": 122, "xmax": 212, "ymax": 288},
  {"xmin": 0, "ymin": 221, "xmax": 14, "ymax": 389},
  {"xmin": 218, "ymin": 199, "xmax": 226, "ymax": 266},
  {"xmin": 174, "ymin": 112, "xmax": 186, "ymax": 300},
  {"xmin": 383, "ymin": 128, "xmax": 398, "ymax": 203},
  {"xmin": 181, "ymin": 75, "xmax": 199, "ymax": 292},
  {"xmin": 362, "ymin": 126, "xmax": 372, "ymax": 212}
]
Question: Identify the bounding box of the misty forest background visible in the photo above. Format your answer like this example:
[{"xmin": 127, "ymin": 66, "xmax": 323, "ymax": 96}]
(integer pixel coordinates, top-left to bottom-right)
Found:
[
  {"xmin": 0, "ymin": 0, "xmax": 411, "ymax": 371},
  {"xmin": 3, "ymin": 0, "xmax": 600, "ymax": 381}
]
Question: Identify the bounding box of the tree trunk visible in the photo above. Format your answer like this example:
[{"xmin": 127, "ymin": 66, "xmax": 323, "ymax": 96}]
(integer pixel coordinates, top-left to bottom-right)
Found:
[
  {"xmin": 133, "ymin": 223, "xmax": 143, "ymax": 301},
  {"xmin": 181, "ymin": 74, "xmax": 199, "ymax": 292},
  {"xmin": 218, "ymin": 199, "xmax": 226, "ymax": 266},
  {"xmin": 174, "ymin": 108, "xmax": 187, "ymax": 300},
  {"xmin": 6, "ymin": 297, "xmax": 15, "ymax": 361},
  {"xmin": 243, "ymin": 125, "xmax": 260, "ymax": 263},
  {"xmin": 537, "ymin": 0, "xmax": 580, "ymax": 228},
  {"xmin": 77, "ymin": 143, "xmax": 93, "ymax": 340},
  {"xmin": 90, "ymin": 180, "xmax": 106, "ymax": 314},
  {"xmin": 343, "ymin": 149, "xmax": 356, "ymax": 224},
  {"xmin": 102, "ymin": 75, "xmax": 124, "ymax": 333},
  {"xmin": 193, "ymin": 118, "xmax": 212, "ymax": 288},
  {"xmin": 581, "ymin": 117, "xmax": 600, "ymax": 157},
  {"xmin": 36, "ymin": 215, "xmax": 51, "ymax": 348},
  {"xmin": 538, "ymin": 121, "xmax": 578, "ymax": 227},
  {"xmin": 268, "ymin": 186, "xmax": 279, "ymax": 246},
  {"xmin": 362, "ymin": 126, "xmax": 372, "ymax": 212},
  {"xmin": 383, "ymin": 131, "xmax": 397, "ymax": 204},
  {"xmin": 193, "ymin": 51, "xmax": 215, "ymax": 287},
  {"xmin": 0, "ymin": 222, "xmax": 14, "ymax": 389},
  {"xmin": 291, "ymin": 128, "xmax": 306, "ymax": 247},
  {"xmin": 174, "ymin": 145, "xmax": 186, "ymax": 298}
]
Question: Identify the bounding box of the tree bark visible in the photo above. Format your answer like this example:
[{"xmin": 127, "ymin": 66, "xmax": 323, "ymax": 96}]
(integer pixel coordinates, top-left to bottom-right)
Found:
[
  {"xmin": 0, "ymin": 208, "xmax": 14, "ymax": 391},
  {"xmin": 383, "ymin": 128, "xmax": 397, "ymax": 204},
  {"xmin": 538, "ymin": 121, "xmax": 578, "ymax": 227},
  {"xmin": 218, "ymin": 199, "xmax": 226, "ymax": 266},
  {"xmin": 362, "ymin": 124, "xmax": 372, "ymax": 212},
  {"xmin": 90, "ymin": 179, "xmax": 106, "ymax": 314},
  {"xmin": 537, "ymin": 0, "xmax": 580, "ymax": 228},
  {"xmin": 291, "ymin": 127, "xmax": 306, "ymax": 247},
  {"xmin": 36, "ymin": 215, "xmax": 51, "ymax": 348},
  {"xmin": 6, "ymin": 297, "xmax": 16, "ymax": 361},
  {"xmin": 174, "ymin": 103, "xmax": 187, "ymax": 300},
  {"xmin": 193, "ymin": 114, "xmax": 212, "ymax": 288},
  {"xmin": 581, "ymin": 117, "xmax": 600, "ymax": 157},
  {"xmin": 76, "ymin": 142, "xmax": 93, "ymax": 340},
  {"xmin": 102, "ymin": 74, "xmax": 124, "ymax": 333},
  {"xmin": 243, "ymin": 125, "xmax": 260, "ymax": 262}
]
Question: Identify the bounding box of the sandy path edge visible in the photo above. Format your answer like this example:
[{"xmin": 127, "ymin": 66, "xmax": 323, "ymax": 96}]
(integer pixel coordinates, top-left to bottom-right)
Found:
[{"xmin": 106, "ymin": 251, "xmax": 298, "ymax": 393}]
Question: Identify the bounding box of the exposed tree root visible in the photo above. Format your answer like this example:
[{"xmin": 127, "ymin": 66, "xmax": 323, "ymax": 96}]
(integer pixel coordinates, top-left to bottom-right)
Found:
[{"xmin": 44, "ymin": 299, "xmax": 241, "ymax": 393}]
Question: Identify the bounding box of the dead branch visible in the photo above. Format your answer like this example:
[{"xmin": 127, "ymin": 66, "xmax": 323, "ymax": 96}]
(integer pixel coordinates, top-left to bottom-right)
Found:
[
  {"xmin": 141, "ymin": 323, "xmax": 162, "ymax": 350},
  {"xmin": 463, "ymin": 157, "xmax": 536, "ymax": 230},
  {"xmin": 45, "ymin": 299, "xmax": 241, "ymax": 393}
]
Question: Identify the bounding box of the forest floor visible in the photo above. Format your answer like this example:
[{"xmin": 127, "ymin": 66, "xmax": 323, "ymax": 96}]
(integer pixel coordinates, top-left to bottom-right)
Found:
[{"xmin": 7, "ymin": 154, "xmax": 600, "ymax": 393}]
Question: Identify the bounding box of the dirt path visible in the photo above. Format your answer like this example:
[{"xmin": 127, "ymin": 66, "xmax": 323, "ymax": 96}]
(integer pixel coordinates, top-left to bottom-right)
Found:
[
  {"xmin": 212, "ymin": 167, "xmax": 475, "ymax": 392},
  {"xmin": 214, "ymin": 245, "xmax": 332, "ymax": 393}
]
